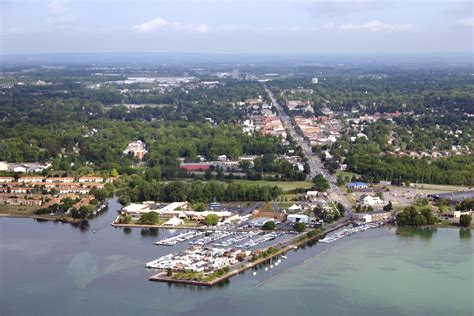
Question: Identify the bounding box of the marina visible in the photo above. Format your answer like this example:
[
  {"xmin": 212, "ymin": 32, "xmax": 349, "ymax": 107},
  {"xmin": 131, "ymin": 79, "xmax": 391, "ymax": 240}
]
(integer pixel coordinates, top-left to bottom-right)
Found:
[
  {"xmin": 319, "ymin": 221, "xmax": 385, "ymax": 243},
  {"xmin": 189, "ymin": 230, "xmax": 235, "ymax": 245},
  {"xmin": 154, "ymin": 230, "xmax": 204, "ymax": 246}
]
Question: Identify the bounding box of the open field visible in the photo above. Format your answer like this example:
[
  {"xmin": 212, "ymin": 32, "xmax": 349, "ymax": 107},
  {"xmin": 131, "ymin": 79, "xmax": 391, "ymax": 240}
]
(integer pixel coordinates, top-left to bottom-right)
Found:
[
  {"xmin": 231, "ymin": 180, "xmax": 313, "ymax": 192},
  {"xmin": 0, "ymin": 204, "xmax": 40, "ymax": 215}
]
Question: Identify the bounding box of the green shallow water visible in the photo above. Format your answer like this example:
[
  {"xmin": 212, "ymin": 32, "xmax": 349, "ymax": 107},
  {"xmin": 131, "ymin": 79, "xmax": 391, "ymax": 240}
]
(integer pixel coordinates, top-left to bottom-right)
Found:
[{"xmin": 0, "ymin": 199, "xmax": 472, "ymax": 316}]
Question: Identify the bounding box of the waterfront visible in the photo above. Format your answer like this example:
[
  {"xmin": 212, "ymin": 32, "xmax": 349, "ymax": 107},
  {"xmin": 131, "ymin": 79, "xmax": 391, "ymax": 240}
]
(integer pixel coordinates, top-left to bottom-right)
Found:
[{"xmin": 0, "ymin": 198, "xmax": 472, "ymax": 316}]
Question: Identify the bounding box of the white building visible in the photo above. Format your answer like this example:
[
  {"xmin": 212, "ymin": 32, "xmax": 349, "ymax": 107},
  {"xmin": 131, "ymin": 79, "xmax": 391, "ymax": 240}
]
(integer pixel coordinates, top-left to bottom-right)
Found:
[
  {"xmin": 360, "ymin": 195, "xmax": 384, "ymax": 206},
  {"xmin": 311, "ymin": 77, "xmax": 319, "ymax": 84},
  {"xmin": 287, "ymin": 214, "xmax": 309, "ymax": 224}
]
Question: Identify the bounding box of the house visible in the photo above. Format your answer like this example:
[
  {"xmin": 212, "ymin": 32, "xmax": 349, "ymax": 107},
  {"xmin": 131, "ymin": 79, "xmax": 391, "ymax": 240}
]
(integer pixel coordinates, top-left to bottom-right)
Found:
[
  {"xmin": 305, "ymin": 191, "xmax": 319, "ymax": 202},
  {"xmin": 180, "ymin": 162, "xmax": 213, "ymax": 171},
  {"xmin": 0, "ymin": 177, "xmax": 14, "ymax": 183},
  {"xmin": 18, "ymin": 176, "xmax": 45, "ymax": 183},
  {"xmin": 45, "ymin": 177, "xmax": 74, "ymax": 183},
  {"xmin": 287, "ymin": 214, "xmax": 309, "ymax": 224},
  {"xmin": 78, "ymin": 176, "xmax": 103, "ymax": 183},
  {"xmin": 347, "ymin": 182, "xmax": 368, "ymax": 190},
  {"xmin": 360, "ymin": 195, "xmax": 384, "ymax": 206}
]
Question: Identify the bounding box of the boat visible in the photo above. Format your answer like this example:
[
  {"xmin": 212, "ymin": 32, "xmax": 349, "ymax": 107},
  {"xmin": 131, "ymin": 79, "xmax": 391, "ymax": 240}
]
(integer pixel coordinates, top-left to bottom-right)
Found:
[{"xmin": 281, "ymin": 255, "xmax": 287, "ymax": 259}]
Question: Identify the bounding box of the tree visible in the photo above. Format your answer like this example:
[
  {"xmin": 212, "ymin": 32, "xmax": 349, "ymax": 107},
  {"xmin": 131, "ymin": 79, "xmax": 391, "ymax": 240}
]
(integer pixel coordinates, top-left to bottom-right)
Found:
[
  {"xmin": 336, "ymin": 174, "xmax": 346, "ymax": 186},
  {"xmin": 459, "ymin": 214, "xmax": 472, "ymax": 227},
  {"xmin": 294, "ymin": 222, "xmax": 306, "ymax": 232},
  {"xmin": 204, "ymin": 214, "xmax": 219, "ymax": 226},
  {"xmin": 193, "ymin": 202, "xmax": 205, "ymax": 212},
  {"xmin": 110, "ymin": 168, "xmax": 119, "ymax": 177},
  {"xmin": 262, "ymin": 220, "xmax": 276, "ymax": 230},
  {"xmin": 383, "ymin": 201, "xmax": 393, "ymax": 212},
  {"xmin": 166, "ymin": 268, "xmax": 173, "ymax": 276},
  {"xmin": 312, "ymin": 174, "xmax": 329, "ymax": 192},
  {"xmin": 139, "ymin": 211, "xmax": 159, "ymax": 225},
  {"xmin": 118, "ymin": 215, "xmax": 132, "ymax": 224}
]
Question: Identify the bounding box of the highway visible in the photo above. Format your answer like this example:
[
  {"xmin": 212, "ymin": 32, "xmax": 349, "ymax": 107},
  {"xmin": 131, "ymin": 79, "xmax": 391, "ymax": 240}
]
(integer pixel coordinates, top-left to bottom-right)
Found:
[{"xmin": 264, "ymin": 84, "xmax": 353, "ymax": 213}]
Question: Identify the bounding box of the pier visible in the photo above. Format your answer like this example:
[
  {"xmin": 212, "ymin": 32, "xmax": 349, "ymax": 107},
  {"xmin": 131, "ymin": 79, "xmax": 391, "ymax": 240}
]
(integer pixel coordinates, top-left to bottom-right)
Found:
[{"xmin": 148, "ymin": 220, "xmax": 352, "ymax": 287}]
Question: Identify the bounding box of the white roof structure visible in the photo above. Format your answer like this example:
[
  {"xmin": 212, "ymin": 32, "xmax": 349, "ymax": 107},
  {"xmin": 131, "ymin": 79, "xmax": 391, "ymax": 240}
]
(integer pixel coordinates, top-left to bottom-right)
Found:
[
  {"xmin": 288, "ymin": 204, "xmax": 302, "ymax": 211},
  {"xmin": 163, "ymin": 217, "xmax": 183, "ymax": 226},
  {"xmin": 122, "ymin": 203, "xmax": 151, "ymax": 214},
  {"xmin": 306, "ymin": 191, "xmax": 319, "ymax": 196},
  {"xmin": 159, "ymin": 202, "xmax": 188, "ymax": 213}
]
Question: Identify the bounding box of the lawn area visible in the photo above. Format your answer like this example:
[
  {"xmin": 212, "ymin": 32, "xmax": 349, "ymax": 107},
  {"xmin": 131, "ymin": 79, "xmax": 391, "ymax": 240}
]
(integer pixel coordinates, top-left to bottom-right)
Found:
[
  {"xmin": 0, "ymin": 204, "xmax": 40, "ymax": 216},
  {"xmin": 336, "ymin": 171, "xmax": 359, "ymax": 180},
  {"xmin": 231, "ymin": 180, "xmax": 313, "ymax": 192}
]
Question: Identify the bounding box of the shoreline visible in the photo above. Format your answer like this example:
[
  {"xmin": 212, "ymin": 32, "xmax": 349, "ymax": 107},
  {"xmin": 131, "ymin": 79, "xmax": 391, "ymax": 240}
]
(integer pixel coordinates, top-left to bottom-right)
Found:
[
  {"xmin": 148, "ymin": 220, "xmax": 351, "ymax": 287},
  {"xmin": 0, "ymin": 213, "xmax": 83, "ymax": 224}
]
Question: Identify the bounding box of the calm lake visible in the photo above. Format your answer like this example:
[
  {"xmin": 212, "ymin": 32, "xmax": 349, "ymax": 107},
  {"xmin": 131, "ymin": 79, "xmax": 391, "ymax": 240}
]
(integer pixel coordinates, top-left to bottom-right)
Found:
[{"xmin": 1, "ymin": 198, "xmax": 472, "ymax": 316}]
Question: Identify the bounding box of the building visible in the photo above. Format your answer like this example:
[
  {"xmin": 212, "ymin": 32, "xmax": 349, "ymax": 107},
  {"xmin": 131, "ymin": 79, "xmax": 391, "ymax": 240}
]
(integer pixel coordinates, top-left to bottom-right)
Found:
[
  {"xmin": 0, "ymin": 177, "xmax": 14, "ymax": 183},
  {"xmin": 121, "ymin": 203, "xmax": 154, "ymax": 219},
  {"xmin": 180, "ymin": 162, "xmax": 213, "ymax": 171},
  {"xmin": 78, "ymin": 176, "xmax": 104, "ymax": 183},
  {"xmin": 287, "ymin": 214, "xmax": 309, "ymax": 224},
  {"xmin": 288, "ymin": 204, "xmax": 302, "ymax": 212},
  {"xmin": 352, "ymin": 210, "xmax": 392, "ymax": 223},
  {"xmin": 360, "ymin": 195, "xmax": 384, "ymax": 206},
  {"xmin": 123, "ymin": 140, "xmax": 147, "ymax": 160},
  {"xmin": 347, "ymin": 182, "xmax": 368, "ymax": 190},
  {"xmin": 0, "ymin": 162, "xmax": 8, "ymax": 171},
  {"xmin": 428, "ymin": 190, "xmax": 474, "ymax": 206},
  {"xmin": 249, "ymin": 217, "xmax": 273, "ymax": 227},
  {"xmin": 448, "ymin": 209, "xmax": 473, "ymax": 218},
  {"xmin": 163, "ymin": 217, "xmax": 184, "ymax": 227},
  {"xmin": 45, "ymin": 177, "xmax": 74, "ymax": 183},
  {"xmin": 311, "ymin": 77, "xmax": 319, "ymax": 84},
  {"xmin": 18, "ymin": 176, "xmax": 45, "ymax": 183},
  {"xmin": 305, "ymin": 191, "xmax": 319, "ymax": 202}
]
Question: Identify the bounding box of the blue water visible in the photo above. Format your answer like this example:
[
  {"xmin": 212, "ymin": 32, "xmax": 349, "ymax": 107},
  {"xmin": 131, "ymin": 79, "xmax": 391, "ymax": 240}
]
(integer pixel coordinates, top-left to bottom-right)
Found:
[{"xmin": 0, "ymin": 198, "xmax": 472, "ymax": 316}]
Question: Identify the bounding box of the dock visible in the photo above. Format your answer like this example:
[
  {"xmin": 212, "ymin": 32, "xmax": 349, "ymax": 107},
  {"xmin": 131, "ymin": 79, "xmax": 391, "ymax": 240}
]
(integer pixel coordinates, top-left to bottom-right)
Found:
[{"xmin": 148, "ymin": 220, "xmax": 351, "ymax": 286}]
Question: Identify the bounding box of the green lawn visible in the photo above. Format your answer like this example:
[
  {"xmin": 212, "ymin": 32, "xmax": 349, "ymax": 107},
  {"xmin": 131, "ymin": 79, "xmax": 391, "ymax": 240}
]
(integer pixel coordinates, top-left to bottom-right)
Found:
[{"xmin": 231, "ymin": 180, "xmax": 313, "ymax": 192}]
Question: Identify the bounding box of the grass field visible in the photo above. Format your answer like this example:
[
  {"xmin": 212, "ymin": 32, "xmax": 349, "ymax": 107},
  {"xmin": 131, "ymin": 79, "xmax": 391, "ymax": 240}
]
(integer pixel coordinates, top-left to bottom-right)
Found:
[
  {"xmin": 0, "ymin": 204, "xmax": 40, "ymax": 215},
  {"xmin": 231, "ymin": 180, "xmax": 313, "ymax": 192}
]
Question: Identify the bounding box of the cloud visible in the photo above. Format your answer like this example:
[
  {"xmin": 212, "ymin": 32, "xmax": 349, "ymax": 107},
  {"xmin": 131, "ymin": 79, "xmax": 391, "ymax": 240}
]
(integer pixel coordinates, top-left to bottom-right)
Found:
[
  {"xmin": 306, "ymin": 0, "xmax": 388, "ymax": 17},
  {"xmin": 455, "ymin": 17, "xmax": 473, "ymax": 27},
  {"xmin": 48, "ymin": 0, "xmax": 66, "ymax": 16},
  {"xmin": 338, "ymin": 20, "xmax": 414, "ymax": 32},
  {"xmin": 131, "ymin": 18, "xmax": 210, "ymax": 33}
]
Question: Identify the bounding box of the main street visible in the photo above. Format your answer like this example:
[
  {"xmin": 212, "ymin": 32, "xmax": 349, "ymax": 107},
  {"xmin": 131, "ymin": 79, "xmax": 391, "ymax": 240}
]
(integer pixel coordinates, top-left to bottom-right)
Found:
[{"xmin": 264, "ymin": 84, "xmax": 353, "ymax": 213}]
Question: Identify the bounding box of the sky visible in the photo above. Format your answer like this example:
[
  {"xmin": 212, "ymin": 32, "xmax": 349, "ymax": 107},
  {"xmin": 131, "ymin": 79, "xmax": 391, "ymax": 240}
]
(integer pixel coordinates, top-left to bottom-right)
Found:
[{"xmin": 1, "ymin": 0, "xmax": 473, "ymax": 55}]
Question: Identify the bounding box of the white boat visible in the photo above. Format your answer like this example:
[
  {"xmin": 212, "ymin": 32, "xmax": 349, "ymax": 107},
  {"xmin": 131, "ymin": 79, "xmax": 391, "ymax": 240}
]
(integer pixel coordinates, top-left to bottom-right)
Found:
[{"xmin": 281, "ymin": 255, "xmax": 287, "ymax": 259}]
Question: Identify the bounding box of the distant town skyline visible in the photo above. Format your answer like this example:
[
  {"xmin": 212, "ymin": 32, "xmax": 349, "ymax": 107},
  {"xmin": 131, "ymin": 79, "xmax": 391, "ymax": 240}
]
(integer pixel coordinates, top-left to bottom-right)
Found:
[{"xmin": 1, "ymin": 0, "xmax": 473, "ymax": 55}]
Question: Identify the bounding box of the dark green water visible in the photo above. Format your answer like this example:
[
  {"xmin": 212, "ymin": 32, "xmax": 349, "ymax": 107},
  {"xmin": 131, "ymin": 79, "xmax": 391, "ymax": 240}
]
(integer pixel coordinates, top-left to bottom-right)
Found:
[{"xmin": 1, "ymin": 198, "xmax": 472, "ymax": 316}]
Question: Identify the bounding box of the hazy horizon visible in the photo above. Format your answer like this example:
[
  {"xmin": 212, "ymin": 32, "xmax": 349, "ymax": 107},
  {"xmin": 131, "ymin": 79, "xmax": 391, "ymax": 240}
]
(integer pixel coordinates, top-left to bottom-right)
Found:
[{"xmin": 1, "ymin": 0, "xmax": 473, "ymax": 56}]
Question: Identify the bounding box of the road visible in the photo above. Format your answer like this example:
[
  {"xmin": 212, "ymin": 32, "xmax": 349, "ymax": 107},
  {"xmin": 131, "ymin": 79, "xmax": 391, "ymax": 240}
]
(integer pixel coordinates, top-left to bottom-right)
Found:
[{"xmin": 264, "ymin": 84, "xmax": 353, "ymax": 213}]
